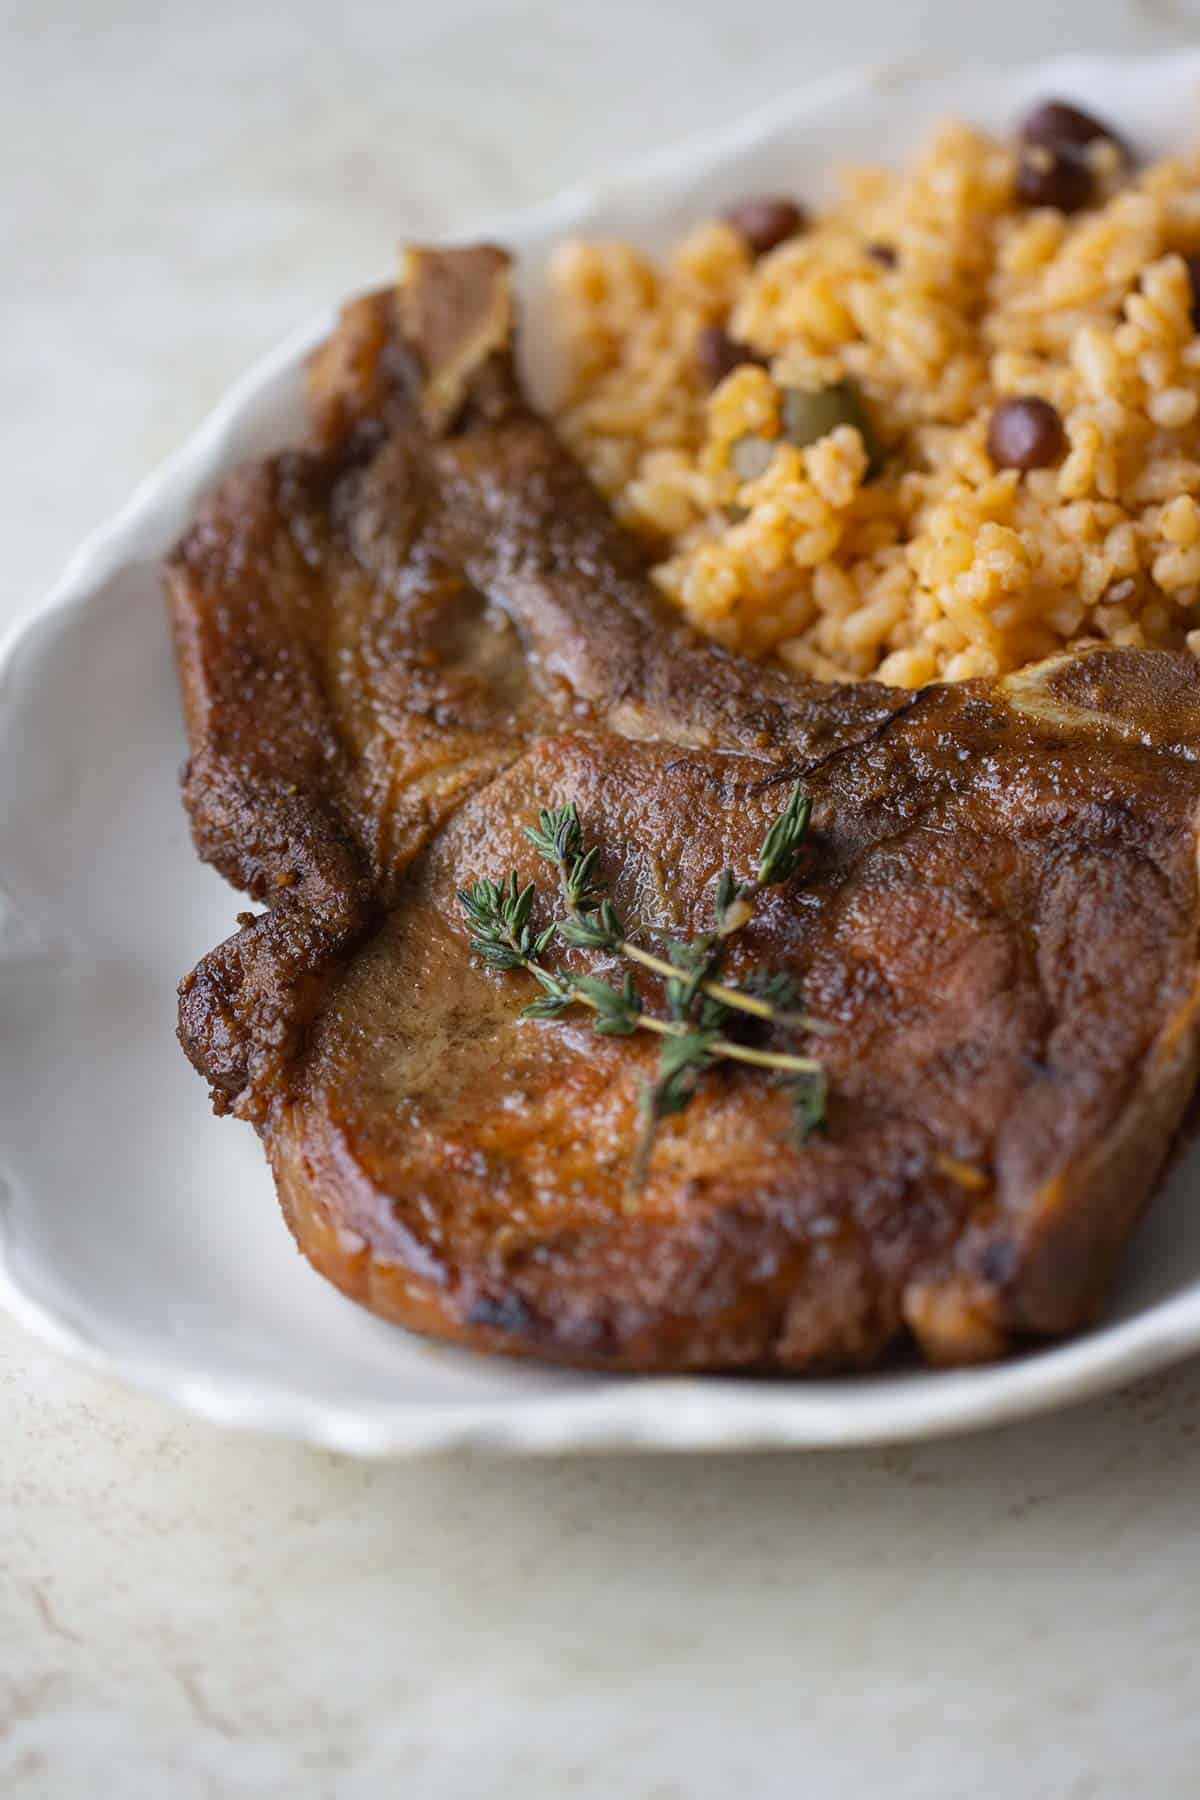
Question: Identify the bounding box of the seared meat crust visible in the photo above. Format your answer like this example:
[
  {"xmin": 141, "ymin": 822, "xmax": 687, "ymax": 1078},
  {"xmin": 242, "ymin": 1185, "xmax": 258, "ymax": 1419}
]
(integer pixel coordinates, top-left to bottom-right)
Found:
[{"xmin": 167, "ymin": 249, "xmax": 1200, "ymax": 1370}]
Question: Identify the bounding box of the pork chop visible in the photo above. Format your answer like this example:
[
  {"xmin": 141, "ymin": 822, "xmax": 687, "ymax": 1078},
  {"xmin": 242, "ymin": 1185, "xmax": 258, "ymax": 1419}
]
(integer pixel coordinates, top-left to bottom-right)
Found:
[{"xmin": 166, "ymin": 246, "xmax": 1200, "ymax": 1371}]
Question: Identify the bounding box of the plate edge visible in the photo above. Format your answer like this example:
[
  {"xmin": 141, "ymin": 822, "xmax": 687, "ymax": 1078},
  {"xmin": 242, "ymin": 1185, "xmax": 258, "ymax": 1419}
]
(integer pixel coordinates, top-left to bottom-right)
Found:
[{"xmin": 5, "ymin": 47, "xmax": 1200, "ymax": 1453}]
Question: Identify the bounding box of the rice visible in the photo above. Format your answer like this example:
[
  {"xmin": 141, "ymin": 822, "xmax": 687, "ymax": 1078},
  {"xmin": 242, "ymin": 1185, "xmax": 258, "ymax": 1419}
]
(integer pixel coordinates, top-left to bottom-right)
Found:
[{"xmin": 548, "ymin": 118, "xmax": 1200, "ymax": 685}]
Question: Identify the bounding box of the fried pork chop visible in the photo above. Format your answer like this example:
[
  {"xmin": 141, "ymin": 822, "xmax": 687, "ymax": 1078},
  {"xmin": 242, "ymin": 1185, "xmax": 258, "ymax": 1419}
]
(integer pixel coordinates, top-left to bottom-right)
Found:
[{"xmin": 166, "ymin": 247, "xmax": 1200, "ymax": 1371}]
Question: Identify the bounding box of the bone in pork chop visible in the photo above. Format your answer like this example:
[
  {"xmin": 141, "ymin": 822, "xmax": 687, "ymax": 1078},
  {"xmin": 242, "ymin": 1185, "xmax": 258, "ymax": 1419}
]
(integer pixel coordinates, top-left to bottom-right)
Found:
[{"xmin": 166, "ymin": 246, "xmax": 1200, "ymax": 1371}]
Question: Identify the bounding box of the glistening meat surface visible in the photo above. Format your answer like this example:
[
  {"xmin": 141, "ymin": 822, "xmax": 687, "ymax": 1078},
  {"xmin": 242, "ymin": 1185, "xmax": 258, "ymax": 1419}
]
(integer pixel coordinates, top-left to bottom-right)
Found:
[{"xmin": 166, "ymin": 247, "xmax": 1200, "ymax": 1371}]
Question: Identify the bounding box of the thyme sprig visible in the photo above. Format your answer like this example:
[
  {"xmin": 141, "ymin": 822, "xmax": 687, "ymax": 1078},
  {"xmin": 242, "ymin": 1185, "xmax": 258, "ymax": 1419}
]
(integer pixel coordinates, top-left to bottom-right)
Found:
[
  {"xmin": 457, "ymin": 875, "xmax": 822, "ymax": 1076},
  {"xmin": 458, "ymin": 785, "xmax": 828, "ymax": 1193},
  {"xmin": 524, "ymin": 795, "xmax": 829, "ymax": 1034}
]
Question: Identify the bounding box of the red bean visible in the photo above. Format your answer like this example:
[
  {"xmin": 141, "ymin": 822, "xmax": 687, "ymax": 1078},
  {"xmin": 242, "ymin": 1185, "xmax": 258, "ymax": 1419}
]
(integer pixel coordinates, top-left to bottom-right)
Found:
[
  {"xmin": 724, "ymin": 196, "xmax": 807, "ymax": 257},
  {"xmin": 696, "ymin": 325, "xmax": 767, "ymax": 386},
  {"xmin": 1020, "ymin": 98, "xmax": 1132, "ymax": 166},
  {"xmin": 1183, "ymin": 254, "xmax": 1200, "ymax": 331},
  {"xmin": 1015, "ymin": 143, "xmax": 1094, "ymax": 213},
  {"xmin": 987, "ymin": 396, "xmax": 1066, "ymax": 471}
]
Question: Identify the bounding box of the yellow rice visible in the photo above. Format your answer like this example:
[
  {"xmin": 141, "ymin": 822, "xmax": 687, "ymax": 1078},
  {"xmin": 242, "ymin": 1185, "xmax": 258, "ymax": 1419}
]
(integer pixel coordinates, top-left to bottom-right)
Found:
[{"xmin": 548, "ymin": 120, "xmax": 1200, "ymax": 685}]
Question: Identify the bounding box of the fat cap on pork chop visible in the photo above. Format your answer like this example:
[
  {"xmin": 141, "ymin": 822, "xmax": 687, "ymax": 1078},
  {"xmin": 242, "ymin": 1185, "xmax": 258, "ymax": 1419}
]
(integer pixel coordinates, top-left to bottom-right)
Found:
[{"xmin": 166, "ymin": 246, "xmax": 1200, "ymax": 1371}]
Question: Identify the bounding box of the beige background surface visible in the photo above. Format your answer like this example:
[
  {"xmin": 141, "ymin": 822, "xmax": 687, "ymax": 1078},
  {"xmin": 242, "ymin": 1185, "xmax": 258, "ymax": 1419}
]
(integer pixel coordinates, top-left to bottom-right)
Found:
[{"xmin": 4, "ymin": 2, "xmax": 1200, "ymax": 1794}]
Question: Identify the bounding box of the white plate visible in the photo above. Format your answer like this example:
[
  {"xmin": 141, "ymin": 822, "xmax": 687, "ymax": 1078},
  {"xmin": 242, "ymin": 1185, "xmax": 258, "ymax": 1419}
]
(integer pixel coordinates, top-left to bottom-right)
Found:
[{"xmin": 6, "ymin": 52, "xmax": 1200, "ymax": 1457}]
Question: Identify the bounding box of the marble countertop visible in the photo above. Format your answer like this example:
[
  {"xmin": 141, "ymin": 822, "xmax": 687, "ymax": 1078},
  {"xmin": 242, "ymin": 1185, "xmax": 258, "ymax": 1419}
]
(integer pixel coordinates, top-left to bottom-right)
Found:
[{"xmin": 5, "ymin": 3, "xmax": 1200, "ymax": 1794}]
